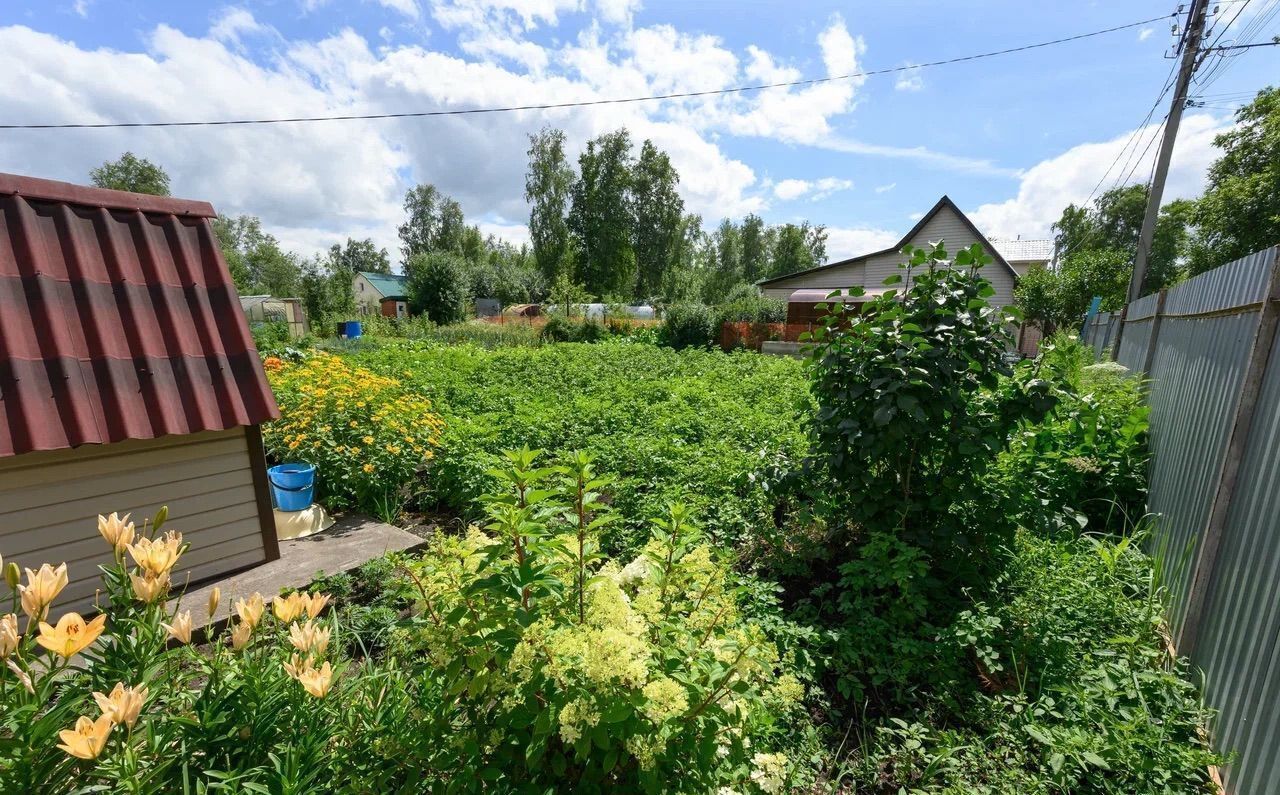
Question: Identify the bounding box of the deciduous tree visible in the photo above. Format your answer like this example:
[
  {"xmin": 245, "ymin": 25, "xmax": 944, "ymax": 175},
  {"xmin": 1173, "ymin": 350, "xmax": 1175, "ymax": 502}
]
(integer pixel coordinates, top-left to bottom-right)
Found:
[{"xmin": 90, "ymin": 152, "xmax": 171, "ymax": 196}]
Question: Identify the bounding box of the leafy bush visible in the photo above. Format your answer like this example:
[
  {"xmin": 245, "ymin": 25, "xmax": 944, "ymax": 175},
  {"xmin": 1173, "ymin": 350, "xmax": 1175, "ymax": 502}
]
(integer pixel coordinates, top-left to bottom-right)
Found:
[
  {"xmin": 399, "ymin": 449, "xmax": 816, "ymax": 793},
  {"xmin": 0, "ymin": 509, "xmax": 442, "ymax": 794},
  {"xmin": 996, "ymin": 332, "xmax": 1149, "ymax": 535},
  {"xmin": 660, "ymin": 302, "xmax": 717, "ymax": 349},
  {"xmin": 262, "ymin": 351, "xmax": 445, "ymax": 516},
  {"xmin": 250, "ymin": 320, "xmax": 292, "ymax": 352},
  {"xmin": 717, "ymin": 294, "xmax": 786, "ymax": 325},
  {"xmin": 796, "ymin": 242, "xmax": 1055, "ymax": 702},
  {"xmin": 341, "ymin": 340, "xmax": 811, "ymax": 553},
  {"xmin": 847, "ymin": 530, "xmax": 1221, "ymax": 794},
  {"xmin": 406, "ymin": 251, "xmax": 468, "ymax": 324}
]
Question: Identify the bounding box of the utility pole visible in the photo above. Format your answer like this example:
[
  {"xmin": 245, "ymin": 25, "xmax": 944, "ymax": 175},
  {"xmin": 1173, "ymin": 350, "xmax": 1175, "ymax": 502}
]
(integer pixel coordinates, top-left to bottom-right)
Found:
[{"xmin": 1125, "ymin": 0, "xmax": 1211, "ymax": 307}]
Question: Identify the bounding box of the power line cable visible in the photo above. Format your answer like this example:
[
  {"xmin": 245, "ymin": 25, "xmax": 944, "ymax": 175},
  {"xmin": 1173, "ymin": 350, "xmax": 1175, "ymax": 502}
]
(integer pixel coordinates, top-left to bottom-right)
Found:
[{"xmin": 0, "ymin": 13, "xmax": 1173, "ymax": 130}]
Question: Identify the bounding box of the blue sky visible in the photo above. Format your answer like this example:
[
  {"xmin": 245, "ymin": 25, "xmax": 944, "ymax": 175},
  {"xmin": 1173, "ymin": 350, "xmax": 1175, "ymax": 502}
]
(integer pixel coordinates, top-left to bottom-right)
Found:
[{"xmin": 0, "ymin": 0, "xmax": 1274, "ymax": 265}]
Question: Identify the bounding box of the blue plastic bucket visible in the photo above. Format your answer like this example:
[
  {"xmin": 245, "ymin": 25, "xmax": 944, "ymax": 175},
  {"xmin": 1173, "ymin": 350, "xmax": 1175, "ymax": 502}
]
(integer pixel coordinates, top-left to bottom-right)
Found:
[{"xmin": 267, "ymin": 463, "xmax": 315, "ymax": 512}]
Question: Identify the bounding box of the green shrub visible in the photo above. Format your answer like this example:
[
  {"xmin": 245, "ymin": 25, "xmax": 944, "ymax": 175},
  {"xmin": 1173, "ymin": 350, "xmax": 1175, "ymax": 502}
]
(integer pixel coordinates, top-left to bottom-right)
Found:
[
  {"xmin": 399, "ymin": 449, "xmax": 816, "ymax": 793},
  {"xmin": 848, "ymin": 530, "xmax": 1221, "ymax": 794},
  {"xmin": 797, "ymin": 242, "xmax": 1055, "ymax": 703},
  {"xmin": 250, "ymin": 320, "xmax": 292, "ymax": 351},
  {"xmin": 406, "ymin": 251, "xmax": 469, "ymax": 324},
  {"xmin": 660, "ymin": 302, "xmax": 717, "ymax": 349},
  {"xmin": 996, "ymin": 334, "xmax": 1150, "ymax": 535}
]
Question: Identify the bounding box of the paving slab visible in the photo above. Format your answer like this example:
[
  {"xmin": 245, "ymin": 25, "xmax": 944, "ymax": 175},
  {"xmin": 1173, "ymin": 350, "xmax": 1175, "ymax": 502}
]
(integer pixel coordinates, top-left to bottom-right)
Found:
[{"xmin": 169, "ymin": 514, "xmax": 425, "ymax": 630}]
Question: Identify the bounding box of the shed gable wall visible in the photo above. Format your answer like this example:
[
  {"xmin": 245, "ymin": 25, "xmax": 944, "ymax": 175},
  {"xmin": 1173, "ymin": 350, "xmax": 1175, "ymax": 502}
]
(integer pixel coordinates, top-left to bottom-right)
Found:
[{"xmin": 0, "ymin": 428, "xmax": 268, "ymax": 613}]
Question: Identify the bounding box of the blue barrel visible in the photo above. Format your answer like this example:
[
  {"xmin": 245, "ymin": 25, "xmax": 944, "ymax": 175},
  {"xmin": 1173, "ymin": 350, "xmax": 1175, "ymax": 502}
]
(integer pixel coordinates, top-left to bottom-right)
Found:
[
  {"xmin": 344, "ymin": 321, "xmax": 362, "ymax": 339},
  {"xmin": 267, "ymin": 463, "xmax": 315, "ymax": 512}
]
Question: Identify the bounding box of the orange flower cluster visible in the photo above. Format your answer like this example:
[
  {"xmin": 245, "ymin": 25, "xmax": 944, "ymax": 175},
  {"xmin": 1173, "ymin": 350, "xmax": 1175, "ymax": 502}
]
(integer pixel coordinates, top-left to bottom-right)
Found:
[{"xmin": 261, "ymin": 352, "xmax": 444, "ymax": 511}]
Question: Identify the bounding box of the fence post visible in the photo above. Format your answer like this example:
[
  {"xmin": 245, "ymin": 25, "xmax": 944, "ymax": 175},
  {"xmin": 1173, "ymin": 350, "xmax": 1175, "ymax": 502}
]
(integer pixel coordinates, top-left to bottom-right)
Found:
[
  {"xmin": 1109, "ymin": 304, "xmax": 1129, "ymax": 362},
  {"xmin": 1179, "ymin": 246, "xmax": 1280, "ymax": 654},
  {"xmin": 1140, "ymin": 288, "xmax": 1169, "ymax": 375}
]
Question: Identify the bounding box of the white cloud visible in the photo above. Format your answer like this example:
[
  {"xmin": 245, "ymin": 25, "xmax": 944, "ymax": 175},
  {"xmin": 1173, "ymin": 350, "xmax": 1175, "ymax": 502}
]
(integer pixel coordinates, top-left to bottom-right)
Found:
[
  {"xmin": 773, "ymin": 176, "xmax": 853, "ymax": 201},
  {"xmin": 875, "ymin": 182, "xmax": 895, "ymax": 193},
  {"xmin": 894, "ymin": 63, "xmax": 923, "ymax": 92},
  {"xmin": 376, "ymin": 0, "xmax": 422, "ymax": 19},
  {"xmin": 969, "ymin": 113, "xmax": 1231, "ymax": 239},
  {"xmin": 821, "ymin": 136, "xmax": 1019, "ymax": 177},
  {"xmin": 595, "ymin": 0, "xmax": 642, "ymax": 26},
  {"xmin": 210, "ymin": 8, "xmax": 270, "ymax": 45},
  {"xmin": 1138, "ymin": 27, "xmax": 1154, "ymax": 42},
  {"xmin": 825, "ymin": 225, "xmax": 899, "ymax": 257},
  {"xmin": 907, "ymin": 211, "xmax": 924, "ymax": 221},
  {"xmin": 72, "ymin": 0, "xmax": 92, "ymax": 18}
]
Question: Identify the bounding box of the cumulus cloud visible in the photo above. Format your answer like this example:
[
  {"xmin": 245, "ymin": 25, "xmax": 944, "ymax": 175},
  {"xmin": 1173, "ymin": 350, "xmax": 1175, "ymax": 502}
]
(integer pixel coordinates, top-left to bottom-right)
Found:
[
  {"xmin": 773, "ymin": 177, "xmax": 853, "ymax": 202},
  {"xmin": 825, "ymin": 225, "xmax": 899, "ymax": 257},
  {"xmin": 1138, "ymin": 27, "xmax": 1154, "ymax": 42},
  {"xmin": 969, "ymin": 113, "xmax": 1230, "ymax": 239},
  {"xmin": 894, "ymin": 63, "xmax": 923, "ymax": 91},
  {"xmin": 0, "ymin": 3, "xmax": 1044, "ymax": 267}
]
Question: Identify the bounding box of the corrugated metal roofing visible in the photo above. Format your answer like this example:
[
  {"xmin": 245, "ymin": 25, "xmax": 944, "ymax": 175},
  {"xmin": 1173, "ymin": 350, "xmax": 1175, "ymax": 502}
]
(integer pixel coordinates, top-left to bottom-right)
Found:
[
  {"xmin": 989, "ymin": 238, "xmax": 1054, "ymax": 262},
  {"xmin": 0, "ymin": 172, "xmax": 279, "ymax": 458},
  {"xmin": 358, "ymin": 270, "xmax": 408, "ymax": 299}
]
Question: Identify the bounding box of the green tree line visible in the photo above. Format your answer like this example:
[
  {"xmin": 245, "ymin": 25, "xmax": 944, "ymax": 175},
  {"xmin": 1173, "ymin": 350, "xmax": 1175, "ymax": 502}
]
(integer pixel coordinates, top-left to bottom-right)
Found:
[{"xmin": 1016, "ymin": 86, "xmax": 1280, "ymax": 331}]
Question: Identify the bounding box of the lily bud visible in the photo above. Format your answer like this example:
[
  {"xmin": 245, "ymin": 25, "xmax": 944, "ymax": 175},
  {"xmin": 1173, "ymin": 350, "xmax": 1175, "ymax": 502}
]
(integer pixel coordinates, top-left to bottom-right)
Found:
[
  {"xmin": 3, "ymin": 561, "xmax": 18, "ymax": 591},
  {"xmin": 153, "ymin": 505, "xmax": 169, "ymax": 532},
  {"xmin": 207, "ymin": 587, "xmax": 221, "ymax": 618}
]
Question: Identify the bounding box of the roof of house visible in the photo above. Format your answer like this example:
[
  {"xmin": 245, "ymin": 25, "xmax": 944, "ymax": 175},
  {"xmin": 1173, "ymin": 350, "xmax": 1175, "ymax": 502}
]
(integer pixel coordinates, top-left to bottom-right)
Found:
[
  {"xmin": 757, "ymin": 195, "xmax": 1020, "ymax": 286},
  {"xmin": 358, "ymin": 270, "xmax": 409, "ymax": 299},
  {"xmin": 990, "ymin": 238, "xmax": 1054, "ymax": 263},
  {"xmin": 0, "ymin": 172, "xmax": 279, "ymax": 457}
]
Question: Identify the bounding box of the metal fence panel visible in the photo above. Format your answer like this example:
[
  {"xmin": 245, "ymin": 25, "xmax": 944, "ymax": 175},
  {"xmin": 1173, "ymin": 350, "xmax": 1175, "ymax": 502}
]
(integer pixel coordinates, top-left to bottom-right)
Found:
[
  {"xmin": 1195, "ymin": 321, "xmax": 1280, "ymax": 793},
  {"xmin": 1144, "ymin": 310, "xmax": 1255, "ymax": 628},
  {"xmin": 1102, "ymin": 247, "xmax": 1280, "ymax": 795}
]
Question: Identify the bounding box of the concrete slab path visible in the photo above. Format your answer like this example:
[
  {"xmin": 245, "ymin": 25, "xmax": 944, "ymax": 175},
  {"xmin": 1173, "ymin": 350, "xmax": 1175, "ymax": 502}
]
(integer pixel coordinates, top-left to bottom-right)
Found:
[{"xmin": 169, "ymin": 514, "xmax": 424, "ymax": 630}]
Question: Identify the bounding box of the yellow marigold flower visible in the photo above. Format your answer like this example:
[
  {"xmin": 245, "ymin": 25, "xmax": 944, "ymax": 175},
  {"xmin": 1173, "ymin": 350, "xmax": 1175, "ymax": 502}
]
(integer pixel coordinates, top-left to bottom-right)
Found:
[
  {"xmin": 362, "ymin": 463, "xmax": 375, "ymax": 474},
  {"xmin": 161, "ymin": 610, "xmax": 193, "ymax": 645},
  {"xmin": 349, "ymin": 421, "xmax": 359, "ymax": 428},
  {"xmin": 57, "ymin": 715, "xmax": 114, "ymax": 760},
  {"xmin": 229, "ymin": 620, "xmax": 253, "ymax": 651},
  {"xmin": 297, "ymin": 660, "xmax": 334, "ymax": 698},
  {"xmin": 0, "ymin": 613, "xmax": 19, "ymax": 659},
  {"xmin": 303, "ymin": 592, "xmax": 331, "ymax": 619},
  {"xmin": 362, "ymin": 435, "xmax": 375, "ymax": 445},
  {"xmin": 37, "ymin": 612, "xmax": 107, "ymax": 658},
  {"xmin": 235, "ymin": 593, "xmax": 265, "ymax": 629},
  {"xmin": 130, "ymin": 572, "xmax": 170, "ymax": 603},
  {"xmin": 350, "ymin": 447, "xmax": 362, "ymax": 456},
  {"xmin": 273, "ymin": 592, "xmax": 307, "ymax": 624},
  {"xmin": 19, "ymin": 563, "xmax": 69, "ymax": 620},
  {"xmin": 207, "ymin": 587, "xmax": 221, "ymax": 618},
  {"xmin": 126, "ymin": 532, "xmax": 183, "ymax": 578},
  {"xmin": 288, "ymin": 620, "xmax": 331, "ymax": 657},
  {"xmin": 97, "ymin": 512, "xmax": 136, "ymax": 553},
  {"xmin": 289, "ymin": 440, "xmax": 300, "ymax": 450},
  {"xmin": 93, "ymin": 683, "xmax": 148, "ymax": 729}
]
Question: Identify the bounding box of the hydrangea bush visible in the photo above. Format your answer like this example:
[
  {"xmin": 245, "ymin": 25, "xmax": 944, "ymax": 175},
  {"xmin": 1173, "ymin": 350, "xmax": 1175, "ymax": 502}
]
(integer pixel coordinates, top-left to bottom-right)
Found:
[{"xmin": 402, "ymin": 448, "xmax": 812, "ymax": 793}]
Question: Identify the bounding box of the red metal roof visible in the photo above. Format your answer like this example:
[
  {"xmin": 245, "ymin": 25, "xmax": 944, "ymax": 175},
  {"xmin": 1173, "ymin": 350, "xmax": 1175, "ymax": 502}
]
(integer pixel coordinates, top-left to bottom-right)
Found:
[{"xmin": 0, "ymin": 173, "xmax": 279, "ymax": 457}]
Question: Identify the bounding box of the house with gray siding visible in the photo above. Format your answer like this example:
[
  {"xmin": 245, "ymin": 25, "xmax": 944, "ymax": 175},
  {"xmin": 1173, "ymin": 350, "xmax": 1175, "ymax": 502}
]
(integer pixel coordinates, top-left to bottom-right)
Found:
[{"xmin": 758, "ymin": 196, "xmax": 1023, "ymax": 308}]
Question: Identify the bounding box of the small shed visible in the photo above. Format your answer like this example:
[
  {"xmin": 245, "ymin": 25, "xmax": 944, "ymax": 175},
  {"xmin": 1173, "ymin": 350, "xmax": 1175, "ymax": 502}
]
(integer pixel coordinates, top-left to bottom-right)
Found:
[
  {"xmin": 240, "ymin": 295, "xmax": 308, "ymax": 339},
  {"xmin": 0, "ymin": 173, "xmax": 282, "ymax": 613}
]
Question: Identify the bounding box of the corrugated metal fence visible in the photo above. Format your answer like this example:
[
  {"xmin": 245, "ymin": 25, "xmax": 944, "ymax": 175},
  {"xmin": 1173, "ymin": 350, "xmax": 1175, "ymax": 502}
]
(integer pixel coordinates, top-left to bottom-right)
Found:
[{"xmin": 1082, "ymin": 246, "xmax": 1280, "ymax": 795}]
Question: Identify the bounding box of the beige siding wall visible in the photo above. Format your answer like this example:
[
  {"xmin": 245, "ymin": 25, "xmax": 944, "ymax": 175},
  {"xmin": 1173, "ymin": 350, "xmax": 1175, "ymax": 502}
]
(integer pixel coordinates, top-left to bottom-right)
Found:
[
  {"xmin": 353, "ymin": 273, "xmax": 382, "ymax": 315},
  {"xmin": 0, "ymin": 428, "xmax": 268, "ymax": 613},
  {"xmin": 764, "ymin": 205, "xmax": 1018, "ymax": 307},
  {"xmin": 762, "ymin": 260, "xmax": 866, "ymax": 300}
]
